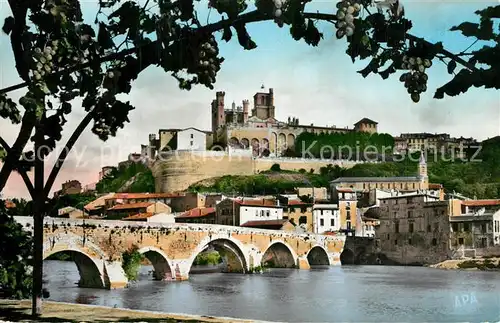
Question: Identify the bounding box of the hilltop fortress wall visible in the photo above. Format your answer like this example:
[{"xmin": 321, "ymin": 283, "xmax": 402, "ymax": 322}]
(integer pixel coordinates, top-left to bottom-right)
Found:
[{"xmin": 151, "ymin": 150, "xmax": 373, "ymax": 193}]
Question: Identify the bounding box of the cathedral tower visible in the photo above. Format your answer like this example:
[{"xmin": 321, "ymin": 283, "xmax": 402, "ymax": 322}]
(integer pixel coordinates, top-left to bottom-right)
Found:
[
  {"xmin": 211, "ymin": 91, "xmax": 225, "ymax": 133},
  {"xmin": 418, "ymin": 151, "xmax": 428, "ymax": 189}
]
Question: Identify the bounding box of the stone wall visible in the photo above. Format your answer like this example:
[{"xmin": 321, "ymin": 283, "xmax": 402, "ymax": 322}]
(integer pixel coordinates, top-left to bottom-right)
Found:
[
  {"xmin": 16, "ymin": 217, "xmax": 345, "ymax": 289},
  {"xmin": 151, "ymin": 151, "xmax": 372, "ymax": 193}
]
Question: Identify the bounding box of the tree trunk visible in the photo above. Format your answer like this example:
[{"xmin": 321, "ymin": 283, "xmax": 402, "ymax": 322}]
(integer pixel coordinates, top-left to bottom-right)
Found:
[{"xmin": 31, "ymin": 125, "xmax": 44, "ymax": 317}]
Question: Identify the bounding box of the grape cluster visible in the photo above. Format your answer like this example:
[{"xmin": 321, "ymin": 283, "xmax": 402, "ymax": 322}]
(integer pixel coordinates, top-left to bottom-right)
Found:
[
  {"xmin": 196, "ymin": 37, "xmax": 223, "ymax": 87},
  {"xmin": 30, "ymin": 40, "xmax": 59, "ymax": 82},
  {"xmin": 335, "ymin": 1, "xmax": 362, "ymax": 39},
  {"xmin": 399, "ymin": 55, "xmax": 432, "ymax": 103}
]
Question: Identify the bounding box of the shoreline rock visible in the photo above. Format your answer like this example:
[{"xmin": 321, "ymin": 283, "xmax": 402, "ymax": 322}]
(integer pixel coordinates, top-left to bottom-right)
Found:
[{"xmin": 430, "ymin": 257, "xmax": 500, "ymax": 271}]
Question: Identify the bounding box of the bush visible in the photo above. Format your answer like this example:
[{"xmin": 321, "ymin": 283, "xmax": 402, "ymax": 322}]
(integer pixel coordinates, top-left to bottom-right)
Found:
[
  {"xmin": 0, "ymin": 202, "xmax": 33, "ymax": 299},
  {"xmin": 121, "ymin": 246, "xmax": 144, "ymax": 281}
]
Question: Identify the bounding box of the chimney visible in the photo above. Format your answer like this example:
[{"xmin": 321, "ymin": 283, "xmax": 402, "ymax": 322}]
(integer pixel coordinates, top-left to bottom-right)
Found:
[
  {"xmin": 232, "ymin": 101, "xmax": 236, "ymax": 111},
  {"xmin": 269, "ymin": 88, "xmax": 274, "ymax": 106}
]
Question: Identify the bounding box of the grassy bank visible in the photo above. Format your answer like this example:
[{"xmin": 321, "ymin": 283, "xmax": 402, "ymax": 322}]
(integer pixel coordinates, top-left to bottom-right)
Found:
[{"xmin": 0, "ymin": 300, "xmax": 270, "ymax": 322}]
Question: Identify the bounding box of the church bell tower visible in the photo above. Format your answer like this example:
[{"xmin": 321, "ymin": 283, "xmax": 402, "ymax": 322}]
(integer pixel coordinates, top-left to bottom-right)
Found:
[{"xmin": 418, "ymin": 151, "xmax": 428, "ymax": 189}]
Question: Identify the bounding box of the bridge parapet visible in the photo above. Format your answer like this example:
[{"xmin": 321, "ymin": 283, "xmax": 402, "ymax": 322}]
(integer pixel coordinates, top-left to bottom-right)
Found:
[{"xmin": 15, "ymin": 216, "xmax": 346, "ymax": 289}]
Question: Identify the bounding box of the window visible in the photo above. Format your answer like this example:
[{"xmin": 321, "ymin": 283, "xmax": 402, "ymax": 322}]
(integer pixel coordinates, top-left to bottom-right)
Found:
[
  {"xmin": 427, "ymin": 224, "xmax": 432, "ymax": 232},
  {"xmin": 320, "ymin": 219, "xmax": 324, "ymax": 226},
  {"xmin": 464, "ymin": 223, "xmax": 470, "ymax": 232},
  {"xmin": 395, "ymin": 221, "xmax": 399, "ymax": 233},
  {"xmin": 481, "ymin": 223, "xmax": 487, "ymax": 234},
  {"xmin": 452, "ymin": 223, "xmax": 458, "ymax": 232},
  {"xmin": 190, "ymin": 141, "xmax": 193, "ymax": 146},
  {"xmin": 190, "ymin": 134, "xmax": 194, "ymax": 138},
  {"xmin": 407, "ymin": 210, "xmax": 413, "ymax": 217},
  {"xmin": 299, "ymin": 216, "xmax": 307, "ymax": 225},
  {"xmin": 387, "ymin": 234, "xmax": 390, "ymax": 240},
  {"xmin": 409, "ymin": 222, "xmax": 414, "ymax": 233},
  {"xmin": 408, "ymin": 238, "xmax": 412, "ymax": 245},
  {"xmin": 330, "ymin": 219, "xmax": 335, "ymax": 227},
  {"xmin": 394, "ymin": 240, "xmax": 398, "ymax": 245},
  {"xmin": 266, "ymin": 210, "xmax": 270, "ymax": 217},
  {"xmin": 320, "ymin": 210, "xmax": 323, "ymax": 215},
  {"xmin": 434, "ymin": 222, "xmax": 439, "ymax": 232},
  {"xmin": 458, "ymin": 237, "xmax": 464, "ymax": 245},
  {"xmin": 432, "ymin": 238, "xmax": 437, "ymax": 246},
  {"xmin": 480, "ymin": 237, "xmax": 487, "ymax": 248}
]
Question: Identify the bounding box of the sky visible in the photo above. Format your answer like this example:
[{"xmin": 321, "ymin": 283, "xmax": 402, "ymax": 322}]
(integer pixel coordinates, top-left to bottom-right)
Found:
[{"xmin": 0, "ymin": 0, "xmax": 499, "ymax": 199}]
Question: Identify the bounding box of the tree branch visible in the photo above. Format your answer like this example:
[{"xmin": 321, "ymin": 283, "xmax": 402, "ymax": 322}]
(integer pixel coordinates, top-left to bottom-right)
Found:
[
  {"xmin": 0, "ymin": 10, "xmax": 478, "ymax": 96},
  {"xmin": 42, "ymin": 108, "xmax": 95, "ymax": 200},
  {"xmin": 0, "ymin": 135, "xmax": 35, "ymax": 199},
  {"xmin": 0, "ymin": 110, "xmax": 36, "ymax": 193}
]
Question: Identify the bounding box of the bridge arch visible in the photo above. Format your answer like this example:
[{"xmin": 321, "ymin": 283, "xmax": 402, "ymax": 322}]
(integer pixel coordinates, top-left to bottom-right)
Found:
[
  {"xmin": 137, "ymin": 246, "xmax": 174, "ymax": 280},
  {"xmin": 188, "ymin": 236, "xmax": 249, "ymax": 274},
  {"xmin": 44, "ymin": 248, "xmax": 105, "ymax": 289},
  {"xmin": 261, "ymin": 240, "xmax": 298, "ymax": 268},
  {"xmin": 340, "ymin": 248, "xmax": 355, "ymax": 265},
  {"xmin": 306, "ymin": 245, "xmax": 330, "ymax": 266},
  {"xmin": 43, "ymin": 234, "xmax": 107, "ymax": 288}
]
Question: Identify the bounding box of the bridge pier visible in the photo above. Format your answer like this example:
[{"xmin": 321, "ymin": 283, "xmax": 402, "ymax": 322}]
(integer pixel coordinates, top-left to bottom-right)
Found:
[
  {"xmin": 298, "ymin": 256, "xmax": 311, "ymax": 270},
  {"xmin": 103, "ymin": 261, "xmax": 128, "ymax": 289},
  {"xmin": 170, "ymin": 260, "xmax": 191, "ymax": 281}
]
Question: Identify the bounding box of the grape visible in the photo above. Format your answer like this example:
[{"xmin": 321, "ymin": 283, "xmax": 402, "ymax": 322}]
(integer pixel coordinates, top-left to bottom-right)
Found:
[
  {"xmin": 36, "ymin": 62, "xmax": 43, "ymax": 70},
  {"xmin": 35, "ymin": 47, "xmax": 42, "ymax": 54},
  {"xmin": 39, "ymin": 56, "xmax": 47, "ymax": 64},
  {"xmin": 46, "ymin": 54, "xmax": 52, "ymax": 61},
  {"xmin": 416, "ymin": 57, "xmax": 422, "ymax": 65},
  {"xmin": 411, "ymin": 93, "xmax": 420, "ymax": 103},
  {"xmin": 345, "ymin": 27, "xmax": 354, "ymax": 37},
  {"xmin": 337, "ymin": 10, "xmax": 346, "ymax": 20},
  {"xmin": 44, "ymin": 65, "xmax": 51, "ymax": 73},
  {"xmin": 418, "ymin": 64, "xmax": 425, "ymax": 73},
  {"xmin": 408, "ymin": 57, "xmax": 415, "ymax": 66},
  {"xmin": 347, "ymin": 6, "xmax": 355, "ymax": 14},
  {"xmin": 274, "ymin": 9, "xmax": 282, "ymax": 18},
  {"xmin": 108, "ymin": 71, "xmax": 114, "ymax": 79},
  {"xmin": 345, "ymin": 14, "xmax": 354, "ymax": 23},
  {"xmin": 336, "ymin": 29, "xmax": 345, "ymax": 39},
  {"xmin": 336, "ymin": 21, "xmax": 347, "ymax": 29},
  {"xmin": 44, "ymin": 46, "xmax": 52, "ymax": 55},
  {"xmin": 353, "ymin": 3, "xmax": 361, "ymax": 11},
  {"xmin": 423, "ymin": 59, "xmax": 431, "ymax": 68}
]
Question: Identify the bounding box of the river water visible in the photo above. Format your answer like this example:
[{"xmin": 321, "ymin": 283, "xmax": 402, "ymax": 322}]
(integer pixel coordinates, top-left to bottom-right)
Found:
[{"xmin": 43, "ymin": 261, "xmax": 500, "ymax": 322}]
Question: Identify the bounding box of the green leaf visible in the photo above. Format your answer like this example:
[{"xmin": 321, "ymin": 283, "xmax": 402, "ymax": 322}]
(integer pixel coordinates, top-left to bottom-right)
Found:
[
  {"xmin": 475, "ymin": 5, "xmax": 500, "ymax": 19},
  {"xmin": 234, "ymin": 23, "xmax": 257, "ymax": 50},
  {"xmin": 2, "ymin": 17, "xmax": 14, "ymax": 35},
  {"xmin": 222, "ymin": 26, "xmax": 232, "ymax": 42},
  {"xmin": 447, "ymin": 60, "xmax": 457, "ymax": 74},
  {"xmin": 98, "ymin": 23, "xmax": 114, "ymax": 50},
  {"xmin": 379, "ymin": 64, "xmax": 396, "ymax": 80},
  {"xmin": 450, "ymin": 22, "xmax": 480, "ymax": 37},
  {"xmin": 0, "ymin": 147, "xmax": 6, "ymax": 160},
  {"xmin": 304, "ymin": 20, "xmax": 322, "ymax": 47}
]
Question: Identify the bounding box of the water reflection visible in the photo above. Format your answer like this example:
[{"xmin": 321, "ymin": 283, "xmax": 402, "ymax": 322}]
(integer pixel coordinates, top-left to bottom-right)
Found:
[{"xmin": 43, "ymin": 261, "xmax": 500, "ymax": 322}]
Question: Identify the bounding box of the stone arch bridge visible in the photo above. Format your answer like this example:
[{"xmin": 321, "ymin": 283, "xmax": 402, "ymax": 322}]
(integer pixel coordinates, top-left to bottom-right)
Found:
[{"xmin": 14, "ymin": 217, "xmax": 346, "ymax": 290}]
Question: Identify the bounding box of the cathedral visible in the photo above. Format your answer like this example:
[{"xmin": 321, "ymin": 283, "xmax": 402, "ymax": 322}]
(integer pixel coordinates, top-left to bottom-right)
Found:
[{"xmin": 211, "ymin": 86, "xmax": 379, "ymax": 157}]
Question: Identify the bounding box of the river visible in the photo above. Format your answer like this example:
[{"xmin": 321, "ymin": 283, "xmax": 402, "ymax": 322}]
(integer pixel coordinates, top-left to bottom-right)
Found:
[{"xmin": 43, "ymin": 260, "xmax": 500, "ymax": 322}]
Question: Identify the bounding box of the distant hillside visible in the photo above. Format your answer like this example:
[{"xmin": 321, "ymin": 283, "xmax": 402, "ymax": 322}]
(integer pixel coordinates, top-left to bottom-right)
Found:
[
  {"xmin": 189, "ymin": 139, "xmax": 500, "ymax": 199},
  {"xmin": 96, "ymin": 163, "xmax": 155, "ymax": 194}
]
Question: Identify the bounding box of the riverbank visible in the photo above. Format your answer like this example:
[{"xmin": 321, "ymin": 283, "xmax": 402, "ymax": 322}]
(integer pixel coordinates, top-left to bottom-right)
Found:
[
  {"xmin": 429, "ymin": 257, "xmax": 500, "ymax": 271},
  {"xmin": 0, "ymin": 300, "xmax": 277, "ymax": 323}
]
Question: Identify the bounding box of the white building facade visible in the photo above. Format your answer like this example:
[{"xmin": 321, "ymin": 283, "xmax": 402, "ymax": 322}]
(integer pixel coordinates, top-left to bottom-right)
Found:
[
  {"xmin": 312, "ymin": 204, "xmax": 340, "ymax": 234},
  {"xmin": 177, "ymin": 127, "xmax": 207, "ymax": 151},
  {"xmin": 238, "ymin": 205, "xmax": 283, "ymax": 225}
]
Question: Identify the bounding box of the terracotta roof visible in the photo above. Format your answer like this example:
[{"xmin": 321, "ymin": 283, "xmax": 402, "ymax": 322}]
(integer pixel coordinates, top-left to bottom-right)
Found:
[
  {"xmin": 123, "ymin": 212, "xmax": 154, "ymax": 220},
  {"xmin": 109, "ymin": 202, "xmax": 153, "ymax": 210},
  {"xmin": 177, "ymin": 207, "xmax": 216, "ymax": 218},
  {"xmin": 240, "ymin": 219, "xmax": 288, "ymax": 227},
  {"xmin": 235, "ymin": 198, "xmax": 280, "ymax": 207},
  {"xmin": 354, "ymin": 118, "xmax": 378, "ymax": 126},
  {"xmin": 429, "ymin": 183, "xmax": 443, "ymax": 189},
  {"xmin": 4, "ymin": 200, "xmax": 16, "ymax": 209},
  {"xmin": 108, "ymin": 192, "xmax": 185, "ymax": 200},
  {"xmin": 337, "ymin": 188, "xmax": 355, "ymax": 193},
  {"xmin": 462, "ymin": 200, "xmax": 500, "ymax": 207},
  {"xmin": 287, "ymin": 199, "xmax": 307, "ymax": 205}
]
